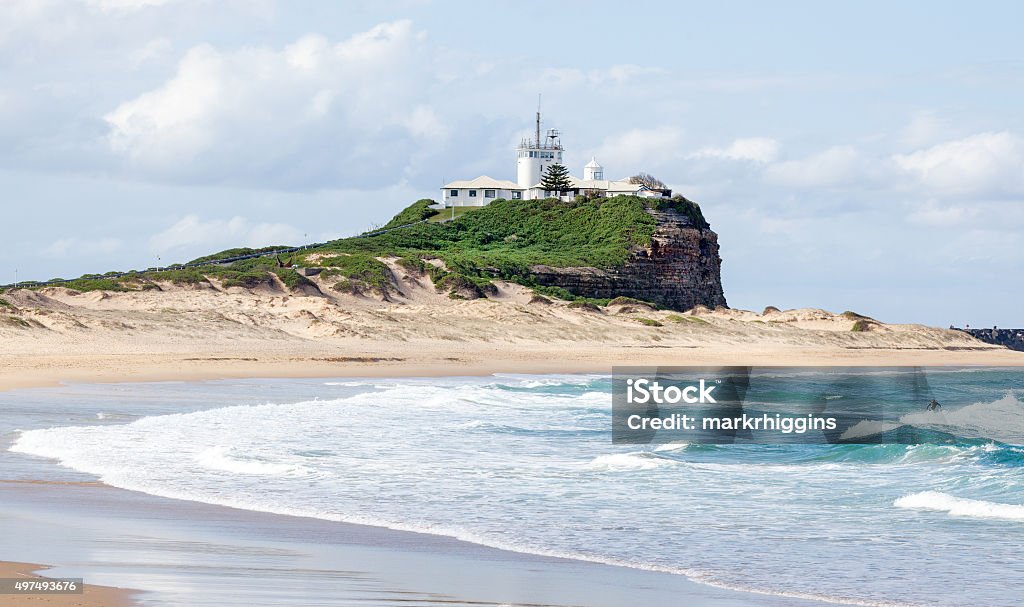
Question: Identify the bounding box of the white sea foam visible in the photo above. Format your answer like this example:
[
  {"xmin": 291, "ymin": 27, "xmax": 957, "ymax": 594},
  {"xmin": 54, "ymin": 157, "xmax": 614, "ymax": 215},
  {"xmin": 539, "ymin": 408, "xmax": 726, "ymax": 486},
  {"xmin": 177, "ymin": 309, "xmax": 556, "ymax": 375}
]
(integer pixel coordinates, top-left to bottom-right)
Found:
[
  {"xmin": 653, "ymin": 442, "xmax": 689, "ymax": 452},
  {"xmin": 196, "ymin": 446, "xmax": 302, "ymax": 476},
  {"xmin": 583, "ymin": 452, "xmax": 673, "ymax": 472},
  {"xmin": 894, "ymin": 491, "xmax": 1024, "ymax": 521},
  {"xmin": 899, "ymin": 393, "xmax": 1024, "ymax": 443},
  {"xmin": 9, "ymin": 375, "xmax": 1023, "ymax": 607}
]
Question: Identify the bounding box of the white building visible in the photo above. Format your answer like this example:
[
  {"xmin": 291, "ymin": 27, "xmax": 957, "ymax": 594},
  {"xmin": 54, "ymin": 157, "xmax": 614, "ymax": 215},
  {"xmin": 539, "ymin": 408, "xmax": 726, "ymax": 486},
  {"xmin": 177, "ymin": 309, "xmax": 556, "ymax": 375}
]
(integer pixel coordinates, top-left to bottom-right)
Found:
[{"xmin": 440, "ymin": 110, "xmax": 670, "ymax": 207}]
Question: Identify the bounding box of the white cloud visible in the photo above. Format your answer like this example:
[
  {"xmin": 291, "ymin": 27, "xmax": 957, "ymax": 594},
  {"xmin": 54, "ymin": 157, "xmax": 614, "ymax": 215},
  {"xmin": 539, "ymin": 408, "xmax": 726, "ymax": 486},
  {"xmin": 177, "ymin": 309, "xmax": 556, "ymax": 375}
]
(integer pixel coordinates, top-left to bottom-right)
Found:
[
  {"xmin": 689, "ymin": 137, "xmax": 780, "ymax": 163},
  {"xmin": 899, "ymin": 111, "xmax": 953, "ymax": 148},
  {"xmin": 536, "ymin": 64, "xmax": 665, "ymax": 89},
  {"xmin": 103, "ymin": 21, "xmax": 447, "ymax": 188},
  {"xmin": 892, "ymin": 132, "xmax": 1024, "ymax": 198},
  {"xmin": 906, "ymin": 201, "xmax": 980, "ymax": 227},
  {"xmin": 42, "ymin": 237, "xmax": 123, "ymax": 259},
  {"xmin": 128, "ymin": 37, "xmax": 171, "ymax": 67},
  {"xmin": 593, "ymin": 127, "xmax": 683, "ymax": 175},
  {"xmin": 764, "ymin": 146, "xmax": 868, "ymax": 188},
  {"xmin": 149, "ymin": 215, "xmax": 303, "ymax": 254},
  {"xmin": 85, "ymin": 0, "xmax": 171, "ymax": 11}
]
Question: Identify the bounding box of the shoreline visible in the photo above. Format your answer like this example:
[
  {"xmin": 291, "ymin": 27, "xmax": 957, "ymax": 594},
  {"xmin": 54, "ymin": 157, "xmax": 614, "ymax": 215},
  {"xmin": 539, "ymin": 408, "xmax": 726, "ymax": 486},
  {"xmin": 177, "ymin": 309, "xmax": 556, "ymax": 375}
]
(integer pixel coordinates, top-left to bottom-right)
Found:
[
  {"xmin": 5, "ymin": 369, "xmax": 1021, "ymax": 606},
  {"xmin": 0, "ymin": 471, "xmax": 836, "ymax": 607},
  {"xmin": 4, "ymin": 345, "xmax": 1024, "ymax": 393},
  {"xmin": 0, "ymin": 561, "xmax": 136, "ymax": 607}
]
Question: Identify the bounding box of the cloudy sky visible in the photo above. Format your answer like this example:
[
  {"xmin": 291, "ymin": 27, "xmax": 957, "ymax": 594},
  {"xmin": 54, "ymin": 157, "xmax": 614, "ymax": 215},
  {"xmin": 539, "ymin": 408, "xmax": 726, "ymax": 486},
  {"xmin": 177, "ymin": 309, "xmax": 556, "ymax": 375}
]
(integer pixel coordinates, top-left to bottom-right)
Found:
[{"xmin": 2, "ymin": 0, "xmax": 1022, "ymax": 326}]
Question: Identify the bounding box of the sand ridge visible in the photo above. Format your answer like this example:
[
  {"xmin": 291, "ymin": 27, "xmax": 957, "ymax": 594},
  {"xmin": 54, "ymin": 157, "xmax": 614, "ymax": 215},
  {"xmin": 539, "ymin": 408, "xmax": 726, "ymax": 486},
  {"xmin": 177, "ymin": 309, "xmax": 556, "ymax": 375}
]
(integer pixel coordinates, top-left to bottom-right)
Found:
[{"xmin": 1, "ymin": 263, "xmax": 1021, "ymax": 391}]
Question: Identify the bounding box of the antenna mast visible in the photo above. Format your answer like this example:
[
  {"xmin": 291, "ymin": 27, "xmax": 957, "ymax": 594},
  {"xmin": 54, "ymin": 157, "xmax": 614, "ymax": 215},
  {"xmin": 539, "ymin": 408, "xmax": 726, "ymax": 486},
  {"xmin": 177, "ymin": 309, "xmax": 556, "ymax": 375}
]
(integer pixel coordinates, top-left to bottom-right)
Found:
[{"xmin": 536, "ymin": 93, "xmax": 541, "ymax": 147}]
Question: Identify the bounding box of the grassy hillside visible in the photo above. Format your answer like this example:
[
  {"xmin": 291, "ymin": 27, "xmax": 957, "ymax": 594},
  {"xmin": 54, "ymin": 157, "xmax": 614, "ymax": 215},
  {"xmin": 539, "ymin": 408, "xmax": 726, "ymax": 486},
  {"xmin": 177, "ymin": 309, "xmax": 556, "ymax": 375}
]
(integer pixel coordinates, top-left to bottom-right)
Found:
[{"xmin": 10, "ymin": 195, "xmax": 708, "ymax": 297}]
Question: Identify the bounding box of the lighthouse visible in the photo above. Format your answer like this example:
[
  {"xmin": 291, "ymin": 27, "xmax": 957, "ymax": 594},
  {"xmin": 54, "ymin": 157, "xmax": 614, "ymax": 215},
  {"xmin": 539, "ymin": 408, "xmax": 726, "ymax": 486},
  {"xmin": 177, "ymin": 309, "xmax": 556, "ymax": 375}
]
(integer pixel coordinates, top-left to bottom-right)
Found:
[
  {"xmin": 516, "ymin": 107, "xmax": 564, "ymax": 189},
  {"xmin": 583, "ymin": 157, "xmax": 604, "ymax": 180},
  {"xmin": 439, "ymin": 104, "xmax": 672, "ymax": 206}
]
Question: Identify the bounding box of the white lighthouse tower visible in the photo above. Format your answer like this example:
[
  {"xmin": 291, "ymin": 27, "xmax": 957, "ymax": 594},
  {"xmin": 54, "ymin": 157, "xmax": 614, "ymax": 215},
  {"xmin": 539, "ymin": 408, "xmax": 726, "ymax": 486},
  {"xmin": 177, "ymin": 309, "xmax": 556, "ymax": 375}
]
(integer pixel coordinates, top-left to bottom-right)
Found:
[
  {"xmin": 583, "ymin": 157, "xmax": 604, "ymax": 180},
  {"xmin": 516, "ymin": 106, "xmax": 564, "ymax": 193}
]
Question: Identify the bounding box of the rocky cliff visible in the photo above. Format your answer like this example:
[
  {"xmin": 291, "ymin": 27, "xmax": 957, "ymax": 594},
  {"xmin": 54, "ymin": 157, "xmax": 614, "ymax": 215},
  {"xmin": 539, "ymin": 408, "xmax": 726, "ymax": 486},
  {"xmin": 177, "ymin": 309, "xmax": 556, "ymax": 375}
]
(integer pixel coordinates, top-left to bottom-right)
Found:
[{"xmin": 529, "ymin": 207, "xmax": 727, "ymax": 311}]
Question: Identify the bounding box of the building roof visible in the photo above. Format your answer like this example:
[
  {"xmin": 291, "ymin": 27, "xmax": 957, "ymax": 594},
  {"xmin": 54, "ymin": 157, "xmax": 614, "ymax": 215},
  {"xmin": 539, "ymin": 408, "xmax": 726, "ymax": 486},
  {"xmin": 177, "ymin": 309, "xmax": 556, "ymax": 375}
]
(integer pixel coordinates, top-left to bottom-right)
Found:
[
  {"xmin": 442, "ymin": 175, "xmax": 522, "ymax": 190},
  {"xmin": 584, "ymin": 157, "xmax": 603, "ymax": 169},
  {"xmin": 525, "ymin": 176, "xmax": 644, "ymax": 191}
]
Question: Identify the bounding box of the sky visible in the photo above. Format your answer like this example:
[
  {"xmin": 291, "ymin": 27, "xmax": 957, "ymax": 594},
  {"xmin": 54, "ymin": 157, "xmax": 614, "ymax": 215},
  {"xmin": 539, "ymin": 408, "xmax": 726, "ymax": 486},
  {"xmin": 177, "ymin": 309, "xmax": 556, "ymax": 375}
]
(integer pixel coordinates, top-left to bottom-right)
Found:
[{"xmin": 1, "ymin": 0, "xmax": 1022, "ymax": 326}]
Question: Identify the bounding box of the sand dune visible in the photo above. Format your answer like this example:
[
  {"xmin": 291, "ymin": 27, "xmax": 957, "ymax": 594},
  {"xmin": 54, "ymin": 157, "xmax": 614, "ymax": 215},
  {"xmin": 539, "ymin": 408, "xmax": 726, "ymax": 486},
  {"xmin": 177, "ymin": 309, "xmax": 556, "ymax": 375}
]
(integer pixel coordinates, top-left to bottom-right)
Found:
[{"xmin": 1, "ymin": 263, "xmax": 1020, "ymax": 391}]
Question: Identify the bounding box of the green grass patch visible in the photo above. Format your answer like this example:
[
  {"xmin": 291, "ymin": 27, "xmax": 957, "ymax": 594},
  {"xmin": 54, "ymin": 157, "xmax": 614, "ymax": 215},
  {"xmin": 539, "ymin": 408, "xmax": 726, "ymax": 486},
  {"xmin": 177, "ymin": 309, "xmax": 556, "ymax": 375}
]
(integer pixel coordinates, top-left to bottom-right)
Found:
[
  {"xmin": 567, "ymin": 301, "xmax": 603, "ymax": 313},
  {"xmin": 635, "ymin": 317, "xmax": 663, "ymax": 327},
  {"xmin": 434, "ymin": 273, "xmax": 496, "ymax": 299},
  {"xmin": 318, "ymin": 255, "xmax": 392, "ymax": 291},
  {"xmin": 220, "ymin": 271, "xmax": 274, "ymax": 289},
  {"xmin": 271, "ymin": 268, "xmax": 315, "ymax": 291},
  {"xmin": 850, "ymin": 320, "xmax": 874, "ymax": 332},
  {"xmin": 55, "ymin": 278, "xmax": 135, "ymax": 293},
  {"xmin": 381, "ymin": 198, "xmax": 440, "ymax": 229},
  {"xmin": 841, "ymin": 311, "xmax": 873, "ymax": 320},
  {"xmin": 2, "ymin": 316, "xmax": 31, "ymax": 328},
  {"xmin": 648, "ymin": 196, "xmax": 710, "ymax": 229},
  {"xmin": 666, "ymin": 314, "xmax": 709, "ymax": 324},
  {"xmin": 607, "ymin": 296, "xmax": 656, "ymax": 308},
  {"xmin": 188, "ymin": 246, "xmax": 293, "ymax": 265},
  {"xmin": 0, "ymin": 298, "xmax": 12, "ymax": 308},
  {"xmin": 17, "ymin": 194, "xmax": 707, "ymax": 303},
  {"xmin": 302, "ymin": 196, "xmax": 661, "ymax": 286},
  {"xmin": 426, "ymin": 205, "xmax": 482, "ymax": 224}
]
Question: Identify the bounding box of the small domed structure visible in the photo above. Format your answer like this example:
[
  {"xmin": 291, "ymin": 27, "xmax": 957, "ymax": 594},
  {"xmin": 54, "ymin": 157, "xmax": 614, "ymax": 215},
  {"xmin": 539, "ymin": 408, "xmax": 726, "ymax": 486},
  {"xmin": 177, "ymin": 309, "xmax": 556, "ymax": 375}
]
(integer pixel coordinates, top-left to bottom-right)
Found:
[{"xmin": 583, "ymin": 157, "xmax": 604, "ymax": 180}]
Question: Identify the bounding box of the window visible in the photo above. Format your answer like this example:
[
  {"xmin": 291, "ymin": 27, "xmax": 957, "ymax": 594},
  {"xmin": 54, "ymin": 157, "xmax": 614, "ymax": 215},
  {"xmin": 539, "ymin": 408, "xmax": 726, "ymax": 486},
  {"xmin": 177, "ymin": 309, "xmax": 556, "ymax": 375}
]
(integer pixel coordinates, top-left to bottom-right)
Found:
[
  {"xmin": 511, "ymin": 191, "xmax": 522, "ymax": 199},
  {"xmin": 449, "ymin": 189, "xmax": 459, "ymax": 197},
  {"xmin": 484, "ymin": 189, "xmax": 496, "ymax": 198},
  {"xmin": 469, "ymin": 190, "xmax": 477, "ymax": 197}
]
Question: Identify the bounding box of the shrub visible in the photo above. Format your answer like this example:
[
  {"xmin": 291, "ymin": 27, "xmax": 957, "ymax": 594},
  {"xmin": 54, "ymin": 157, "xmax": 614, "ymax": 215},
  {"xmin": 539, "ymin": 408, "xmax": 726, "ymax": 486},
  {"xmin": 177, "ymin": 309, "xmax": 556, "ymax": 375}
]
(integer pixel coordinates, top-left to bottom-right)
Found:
[
  {"xmin": 850, "ymin": 320, "xmax": 873, "ymax": 332},
  {"xmin": 381, "ymin": 199, "xmax": 440, "ymax": 229},
  {"xmin": 332, "ymin": 278, "xmax": 365, "ymax": 295},
  {"xmin": 272, "ymin": 268, "xmax": 314, "ymax": 291},
  {"xmin": 841, "ymin": 311, "xmax": 872, "ymax": 320},
  {"xmin": 319, "ymin": 255, "xmax": 393, "ymax": 291},
  {"xmin": 188, "ymin": 246, "xmax": 293, "ymax": 265},
  {"xmin": 635, "ymin": 317, "xmax": 663, "ymax": 327},
  {"xmin": 147, "ymin": 269, "xmax": 209, "ymax": 285},
  {"xmin": 666, "ymin": 314, "xmax": 709, "ymax": 324},
  {"xmin": 396, "ymin": 256, "xmax": 429, "ymax": 275},
  {"xmin": 435, "ymin": 274, "xmax": 496, "ymax": 299},
  {"xmin": 651, "ymin": 195, "xmax": 710, "ymax": 229},
  {"xmin": 528, "ymin": 294, "xmax": 552, "ymax": 305},
  {"xmin": 608, "ymin": 296, "xmax": 656, "ymax": 309},
  {"xmin": 221, "ymin": 271, "xmax": 273, "ymax": 289},
  {"xmin": 567, "ymin": 301, "xmax": 602, "ymax": 313}
]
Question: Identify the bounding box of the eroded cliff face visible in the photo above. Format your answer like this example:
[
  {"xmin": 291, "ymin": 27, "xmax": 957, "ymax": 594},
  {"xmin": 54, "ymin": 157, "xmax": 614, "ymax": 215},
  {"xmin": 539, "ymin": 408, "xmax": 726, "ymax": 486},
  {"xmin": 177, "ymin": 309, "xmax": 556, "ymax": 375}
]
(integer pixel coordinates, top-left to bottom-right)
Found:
[{"xmin": 529, "ymin": 208, "xmax": 727, "ymax": 311}]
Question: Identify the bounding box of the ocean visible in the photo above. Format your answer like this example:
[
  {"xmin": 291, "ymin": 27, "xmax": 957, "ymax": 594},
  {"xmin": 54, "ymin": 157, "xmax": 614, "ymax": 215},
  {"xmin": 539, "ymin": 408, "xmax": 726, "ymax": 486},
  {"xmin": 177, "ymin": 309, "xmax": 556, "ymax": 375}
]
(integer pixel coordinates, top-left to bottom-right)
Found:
[{"xmin": 6, "ymin": 370, "xmax": 1024, "ymax": 607}]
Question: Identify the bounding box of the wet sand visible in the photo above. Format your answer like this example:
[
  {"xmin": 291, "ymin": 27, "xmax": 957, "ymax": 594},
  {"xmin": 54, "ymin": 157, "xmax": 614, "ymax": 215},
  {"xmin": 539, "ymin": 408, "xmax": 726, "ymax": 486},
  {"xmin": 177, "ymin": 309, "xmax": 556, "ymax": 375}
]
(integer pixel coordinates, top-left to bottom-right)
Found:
[
  {"xmin": 0, "ymin": 477, "xmax": 834, "ymax": 607},
  {"xmin": 0, "ymin": 561, "xmax": 135, "ymax": 607}
]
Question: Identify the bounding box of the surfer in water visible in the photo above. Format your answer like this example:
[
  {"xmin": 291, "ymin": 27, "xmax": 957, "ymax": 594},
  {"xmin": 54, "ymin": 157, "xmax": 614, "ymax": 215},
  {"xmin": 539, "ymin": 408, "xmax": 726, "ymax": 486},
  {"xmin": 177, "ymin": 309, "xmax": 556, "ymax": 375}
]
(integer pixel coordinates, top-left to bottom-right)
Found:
[{"xmin": 926, "ymin": 399, "xmax": 942, "ymax": 411}]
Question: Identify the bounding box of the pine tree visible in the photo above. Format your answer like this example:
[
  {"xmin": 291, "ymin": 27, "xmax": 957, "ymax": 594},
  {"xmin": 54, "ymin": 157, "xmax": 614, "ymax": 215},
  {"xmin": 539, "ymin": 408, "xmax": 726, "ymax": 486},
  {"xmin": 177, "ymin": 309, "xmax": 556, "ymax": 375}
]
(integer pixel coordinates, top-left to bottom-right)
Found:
[{"xmin": 540, "ymin": 163, "xmax": 573, "ymax": 193}]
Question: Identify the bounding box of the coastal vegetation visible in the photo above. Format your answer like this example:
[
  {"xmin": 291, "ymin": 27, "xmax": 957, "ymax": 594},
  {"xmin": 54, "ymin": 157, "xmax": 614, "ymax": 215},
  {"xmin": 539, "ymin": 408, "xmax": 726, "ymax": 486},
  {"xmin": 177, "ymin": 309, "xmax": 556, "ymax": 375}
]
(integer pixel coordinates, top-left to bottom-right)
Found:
[{"xmin": 9, "ymin": 194, "xmax": 710, "ymax": 299}]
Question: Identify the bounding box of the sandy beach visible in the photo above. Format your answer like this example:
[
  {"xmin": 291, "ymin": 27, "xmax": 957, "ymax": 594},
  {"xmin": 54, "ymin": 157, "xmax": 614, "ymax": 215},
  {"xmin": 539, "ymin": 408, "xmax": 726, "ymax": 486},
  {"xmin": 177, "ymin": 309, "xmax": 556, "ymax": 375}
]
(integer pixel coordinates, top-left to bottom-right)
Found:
[
  {"xmin": 3, "ymin": 277, "xmax": 1022, "ymax": 607},
  {"xmin": 2, "ymin": 273, "xmax": 1021, "ymax": 393},
  {"xmin": 0, "ymin": 381, "xmax": 836, "ymax": 607},
  {"xmin": 0, "ymin": 561, "xmax": 135, "ymax": 607}
]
